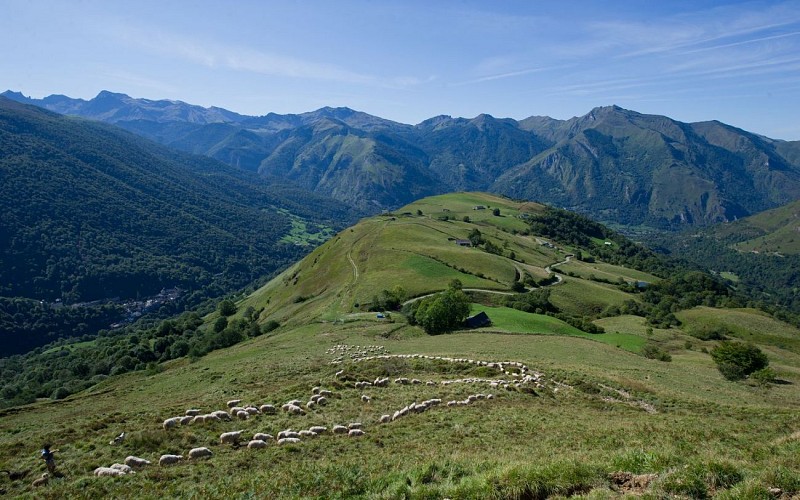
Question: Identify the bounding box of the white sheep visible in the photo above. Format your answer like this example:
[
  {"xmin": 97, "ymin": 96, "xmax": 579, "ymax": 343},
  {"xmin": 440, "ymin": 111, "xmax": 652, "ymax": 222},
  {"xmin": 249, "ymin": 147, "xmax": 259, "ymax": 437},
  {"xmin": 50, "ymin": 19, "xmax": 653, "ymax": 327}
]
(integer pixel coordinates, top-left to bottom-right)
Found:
[
  {"xmin": 312, "ymin": 386, "xmax": 321, "ymax": 394},
  {"xmin": 316, "ymin": 397, "xmax": 328, "ymax": 406},
  {"xmin": 185, "ymin": 409, "xmax": 201, "ymax": 416},
  {"xmin": 379, "ymin": 414, "xmax": 391, "ymax": 423},
  {"xmin": 159, "ymin": 454, "xmax": 183, "ymax": 466},
  {"xmin": 299, "ymin": 430, "xmax": 316, "ymax": 438},
  {"xmin": 286, "ymin": 404, "xmax": 305, "ymax": 415},
  {"xmin": 309, "ymin": 426, "xmax": 327, "ymax": 434},
  {"xmin": 348, "ymin": 422, "xmax": 362, "ymax": 430},
  {"xmin": 348, "ymin": 429, "xmax": 365, "ymax": 437},
  {"xmin": 191, "ymin": 415, "xmax": 207, "ymax": 425},
  {"xmin": 110, "ymin": 463, "xmax": 133, "ymax": 474},
  {"xmin": 245, "ymin": 407, "xmax": 260, "ymax": 415},
  {"xmin": 361, "ymin": 395, "xmax": 371, "ymax": 403},
  {"xmin": 31, "ymin": 473, "xmax": 49, "ymax": 487},
  {"xmin": 229, "ymin": 406, "xmax": 245, "ymax": 415},
  {"xmin": 318, "ymin": 390, "xmax": 333, "ymax": 397},
  {"xmin": 179, "ymin": 416, "xmax": 193, "ymax": 425},
  {"xmin": 94, "ymin": 466, "xmax": 126, "ymax": 477},
  {"xmin": 188, "ymin": 447, "xmax": 213, "ymax": 459},
  {"xmin": 124, "ymin": 456, "xmax": 151, "ymax": 467},
  {"xmin": 163, "ymin": 417, "xmax": 180, "ymax": 430},
  {"xmin": 259, "ymin": 404, "xmax": 277, "ymax": 414},
  {"xmin": 236, "ymin": 410, "xmax": 249, "ymax": 420},
  {"xmin": 220, "ymin": 430, "xmax": 243, "ymax": 445},
  {"xmin": 288, "ymin": 399, "xmax": 303, "ymax": 406},
  {"xmin": 253, "ymin": 432, "xmax": 273, "ymax": 441},
  {"xmin": 248, "ymin": 440, "xmax": 269, "ymax": 449},
  {"xmin": 227, "ymin": 399, "xmax": 242, "ymax": 408},
  {"xmin": 332, "ymin": 425, "xmax": 348, "ymax": 434},
  {"xmin": 278, "ymin": 437, "xmax": 301, "ymax": 445}
]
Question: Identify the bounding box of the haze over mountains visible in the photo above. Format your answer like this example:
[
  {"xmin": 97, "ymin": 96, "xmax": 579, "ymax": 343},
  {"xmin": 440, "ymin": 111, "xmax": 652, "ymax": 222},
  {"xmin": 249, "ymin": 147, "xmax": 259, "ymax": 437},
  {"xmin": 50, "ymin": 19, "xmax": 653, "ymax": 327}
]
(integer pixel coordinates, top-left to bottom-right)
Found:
[{"xmin": 5, "ymin": 90, "xmax": 800, "ymax": 230}]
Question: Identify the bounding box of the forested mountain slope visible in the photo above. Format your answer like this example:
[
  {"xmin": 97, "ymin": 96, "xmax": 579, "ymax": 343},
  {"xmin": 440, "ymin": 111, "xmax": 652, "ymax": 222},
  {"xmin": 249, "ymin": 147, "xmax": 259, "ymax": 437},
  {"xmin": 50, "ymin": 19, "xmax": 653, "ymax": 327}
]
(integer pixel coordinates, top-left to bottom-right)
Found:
[{"xmin": 0, "ymin": 97, "xmax": 360, "ymax": 354}]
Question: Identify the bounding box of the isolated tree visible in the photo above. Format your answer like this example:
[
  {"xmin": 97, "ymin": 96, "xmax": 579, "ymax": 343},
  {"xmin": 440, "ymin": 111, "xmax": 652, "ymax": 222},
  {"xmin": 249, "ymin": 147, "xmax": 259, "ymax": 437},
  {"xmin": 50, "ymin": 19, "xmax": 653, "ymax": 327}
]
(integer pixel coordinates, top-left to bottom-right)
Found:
[
  {"xmin": 710, "ymin": 341, "xmax": 768, "ymax": 381},
  {"xmin": 413, "ymin": 288, "xmax": 471, "ymax": 334},
  {"xmin": 218, "ymin": 299, "xmax": 236, "ymax": 317}
]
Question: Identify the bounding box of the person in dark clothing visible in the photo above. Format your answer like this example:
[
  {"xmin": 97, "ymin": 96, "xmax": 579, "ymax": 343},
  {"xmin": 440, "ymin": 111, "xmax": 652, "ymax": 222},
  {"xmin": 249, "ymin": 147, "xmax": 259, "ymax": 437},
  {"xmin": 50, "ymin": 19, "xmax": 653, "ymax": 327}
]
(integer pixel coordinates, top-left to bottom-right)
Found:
[{"xmin": 40, "ymin": 444, "xmax": 57, "ymax": 474}]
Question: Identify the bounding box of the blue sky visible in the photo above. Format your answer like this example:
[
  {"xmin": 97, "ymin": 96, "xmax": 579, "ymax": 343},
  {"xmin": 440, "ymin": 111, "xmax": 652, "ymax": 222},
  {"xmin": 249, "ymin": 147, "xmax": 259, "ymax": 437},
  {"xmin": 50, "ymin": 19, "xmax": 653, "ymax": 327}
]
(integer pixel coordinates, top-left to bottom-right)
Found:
[{"xmin": 3, "ymin": 0, "xmax": 799, "ymax": 139}]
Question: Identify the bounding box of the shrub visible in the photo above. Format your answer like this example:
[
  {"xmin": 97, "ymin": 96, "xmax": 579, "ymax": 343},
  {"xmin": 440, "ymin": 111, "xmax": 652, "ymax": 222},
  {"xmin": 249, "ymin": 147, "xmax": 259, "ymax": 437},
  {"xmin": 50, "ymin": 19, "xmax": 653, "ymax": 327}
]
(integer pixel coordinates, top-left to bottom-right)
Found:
[
  {"xmin": 217, "ymin": 299, "xmax": 237, "ymax": 317},
  {"xmin": 750, "ymin": 367, "xmax": 776, "ymax": 386},
  {"xmin": 642, "ymin": 342, "xmax": 672, "ymax": 362},
  {"xmin": 710, "ymin": 341, "xmax": 768, "ymax": 381}
]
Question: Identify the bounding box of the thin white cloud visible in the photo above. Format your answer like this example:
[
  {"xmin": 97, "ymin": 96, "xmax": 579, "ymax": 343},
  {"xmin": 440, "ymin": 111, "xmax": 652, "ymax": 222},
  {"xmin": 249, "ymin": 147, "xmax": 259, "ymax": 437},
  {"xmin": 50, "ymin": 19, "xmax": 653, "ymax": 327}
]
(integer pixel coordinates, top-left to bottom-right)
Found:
[
  {"xmin": 105, "ymin": 23, "xmax": 424, "ymax": 89},
  {"xmin": 453, "ymin": 64, "xmax": 569, "ymax": 86}
]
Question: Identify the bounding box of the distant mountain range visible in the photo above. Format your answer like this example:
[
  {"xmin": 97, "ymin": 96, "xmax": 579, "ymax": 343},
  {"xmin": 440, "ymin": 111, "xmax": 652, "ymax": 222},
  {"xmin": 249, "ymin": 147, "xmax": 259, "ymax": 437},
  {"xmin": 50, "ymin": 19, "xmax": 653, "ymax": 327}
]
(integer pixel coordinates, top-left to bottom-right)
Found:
[{"xmin": 5, "ymin": 90, "xmax": 800, "ymax": 229}]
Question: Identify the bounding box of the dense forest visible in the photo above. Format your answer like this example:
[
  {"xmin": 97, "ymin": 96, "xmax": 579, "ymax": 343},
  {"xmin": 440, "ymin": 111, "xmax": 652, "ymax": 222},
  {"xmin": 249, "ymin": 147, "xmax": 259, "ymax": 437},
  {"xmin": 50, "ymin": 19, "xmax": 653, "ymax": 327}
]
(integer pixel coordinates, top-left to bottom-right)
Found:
[{"xmin": 0, "ymin": 98, "xmax": 361, "ymax": 354}]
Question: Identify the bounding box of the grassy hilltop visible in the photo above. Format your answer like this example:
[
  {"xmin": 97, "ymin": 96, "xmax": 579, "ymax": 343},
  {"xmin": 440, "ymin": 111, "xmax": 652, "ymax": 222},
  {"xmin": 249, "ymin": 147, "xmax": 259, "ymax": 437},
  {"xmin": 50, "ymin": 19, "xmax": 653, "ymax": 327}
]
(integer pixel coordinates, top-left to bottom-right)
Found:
[{"xmin": 1, "ymin": 192, "xmax": 799, "ymax": 498}]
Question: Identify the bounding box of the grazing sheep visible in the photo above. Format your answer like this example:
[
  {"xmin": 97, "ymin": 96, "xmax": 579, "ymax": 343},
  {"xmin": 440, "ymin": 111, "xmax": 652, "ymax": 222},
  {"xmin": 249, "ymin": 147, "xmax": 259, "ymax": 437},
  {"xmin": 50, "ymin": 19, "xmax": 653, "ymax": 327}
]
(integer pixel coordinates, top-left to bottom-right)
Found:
[
  {"xmin": 227, "ymin": 399, "xmax": 242, "ymax": 408},
  {"xmin": 309, "ymin": 426, "xmax": 327, "ymax": 434},
  {"xmin": 220, "ymin": 430, "xmax": 243, "ymax": 445},
  {"xmin": 278, "ymin": 438, "xmax": 301, "ymax": 445},
  {"xmin": 348, "ymin": 422, "xmax": 362, "ymax": 430},
  {"xmin": 205, "ymin": 413, "xmax": 222, "ymax": 423},
  {"xmin": 335, "ymin": 370, "xmax": 344, "ymax": 378},
  {"xmin": 259, "ymin": 404, "xmax": 276, "ymax": 414},
  {"xmin": 192, "ymin": 415, "xmax": 207, "ymax": 425},
  {"xmin": 244, "ymin": 406, "xmax": 259, "ymax": 415},
  {"xmin": 309, "ymin": 394, "xmax": 321, "ymax": 403},
  {"xmin": 288, "ymin": 399, "xmax": 303, "ymax": 406},
  {"xmin": 159, "ymin": 454, "xmax": 183, "ymax": 466},
  {"xmin": 163, "ymin": 417, "xmax": 180, "ymax": 430},
  {"xmin": 316, "ymin": 397, "xmax": 328, "ymax": 406},
  {"xmin": 179, "ymin": 416, "xmax": 193, "ymax": 425},
  {"xmin": 332, "ymin": 425, "xmax": 348, "ymax": 434},
  {"xmin": 286, "ymin": 404, "xmax": 305, "ymax": 415},
  {"xmin": 110, "ymin": 463, "xmax": 133, "ymax": 474},
  {"xmin": 411, "ymin": 379, "xmax": 421, "ymax": 385},
  {"xmin": 185, "ymin": 409, "xmax": 201, "ymax": 416},
  {"xmin": 236, "ymin": 410, "xmax": 249, "ymax": 420},
  {"xmin": 229, "ymin": 406, "xmax": 245, "ymax": 415},
  {"xmin": 312, "ymin": 386, "xmax": 321, "ymax": 394},
  {"xmin": 31, "ymin": 473, "xmax": 49, "ymax": 487},
  {"xmin": 318, "ymin": 390, "xmax": 333, "ymax": 397},
  {"xmin": 299, "ymin": 430, "xmax": 316, "ymax": 438},
  {"xmin": 248, "ymin": 440, "xmax": 269, "ymax": 449},
  {"xmin": 348, "ymin": 429, "xmax": 365, "ymax": 437},
  {"xmin": 124, "ymin": 456, "xmax": 151, "ymax": 468},
  {"xmin": 306, "ymin": 401, "xmax": 316, "ymax": 410},
  {"xmin": 253, "ymin": 433, "xmax": 273, "ymax": 441},
  {"xmin": 361, "ymin": 395, "xmax": 371, "ymax": 403},
  {"xmin": 188, "ymin": 447, "xmax": 213, "ymax": 459},
  {"xmin": 94, "ymin": 467, "xmax": 126, "ymax": 477},
  {"xmin": 379, "ymin": 414, "xmax": 391, "ymax": 423}
]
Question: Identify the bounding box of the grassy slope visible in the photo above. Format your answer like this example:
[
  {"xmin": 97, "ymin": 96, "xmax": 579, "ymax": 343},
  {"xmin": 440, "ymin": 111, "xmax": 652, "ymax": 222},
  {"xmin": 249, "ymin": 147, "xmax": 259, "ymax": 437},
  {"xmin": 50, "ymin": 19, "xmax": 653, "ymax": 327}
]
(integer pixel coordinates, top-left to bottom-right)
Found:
[{"xmin": 2, "ymin": 193, "xmax": 799, "ymax": 498}]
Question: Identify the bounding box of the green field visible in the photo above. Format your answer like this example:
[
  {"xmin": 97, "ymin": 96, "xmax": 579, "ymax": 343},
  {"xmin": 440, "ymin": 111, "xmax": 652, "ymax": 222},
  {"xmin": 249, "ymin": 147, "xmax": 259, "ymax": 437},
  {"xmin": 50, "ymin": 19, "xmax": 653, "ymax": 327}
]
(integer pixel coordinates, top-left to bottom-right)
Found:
[{"xmin": 2, "ymin": 193, "xmax": 799, "ymax": 498}]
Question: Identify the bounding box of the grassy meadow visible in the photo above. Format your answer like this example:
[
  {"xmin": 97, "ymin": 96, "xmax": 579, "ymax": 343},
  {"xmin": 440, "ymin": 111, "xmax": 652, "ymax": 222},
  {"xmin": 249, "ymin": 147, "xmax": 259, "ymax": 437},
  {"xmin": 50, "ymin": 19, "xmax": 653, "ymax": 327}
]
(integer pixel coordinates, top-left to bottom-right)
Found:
[{"xmin": 2, "ymin": 193, "xmax": 799, "ymax": 498}]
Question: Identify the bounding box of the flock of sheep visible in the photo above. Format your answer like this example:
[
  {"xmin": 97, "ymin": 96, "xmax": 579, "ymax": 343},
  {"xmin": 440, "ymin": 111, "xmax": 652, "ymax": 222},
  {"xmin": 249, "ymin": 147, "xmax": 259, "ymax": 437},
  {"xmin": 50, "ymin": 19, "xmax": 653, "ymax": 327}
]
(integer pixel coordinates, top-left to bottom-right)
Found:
[{"xmin": 35, "ymin": 343, "xmax": 549, "ymax": 487}]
